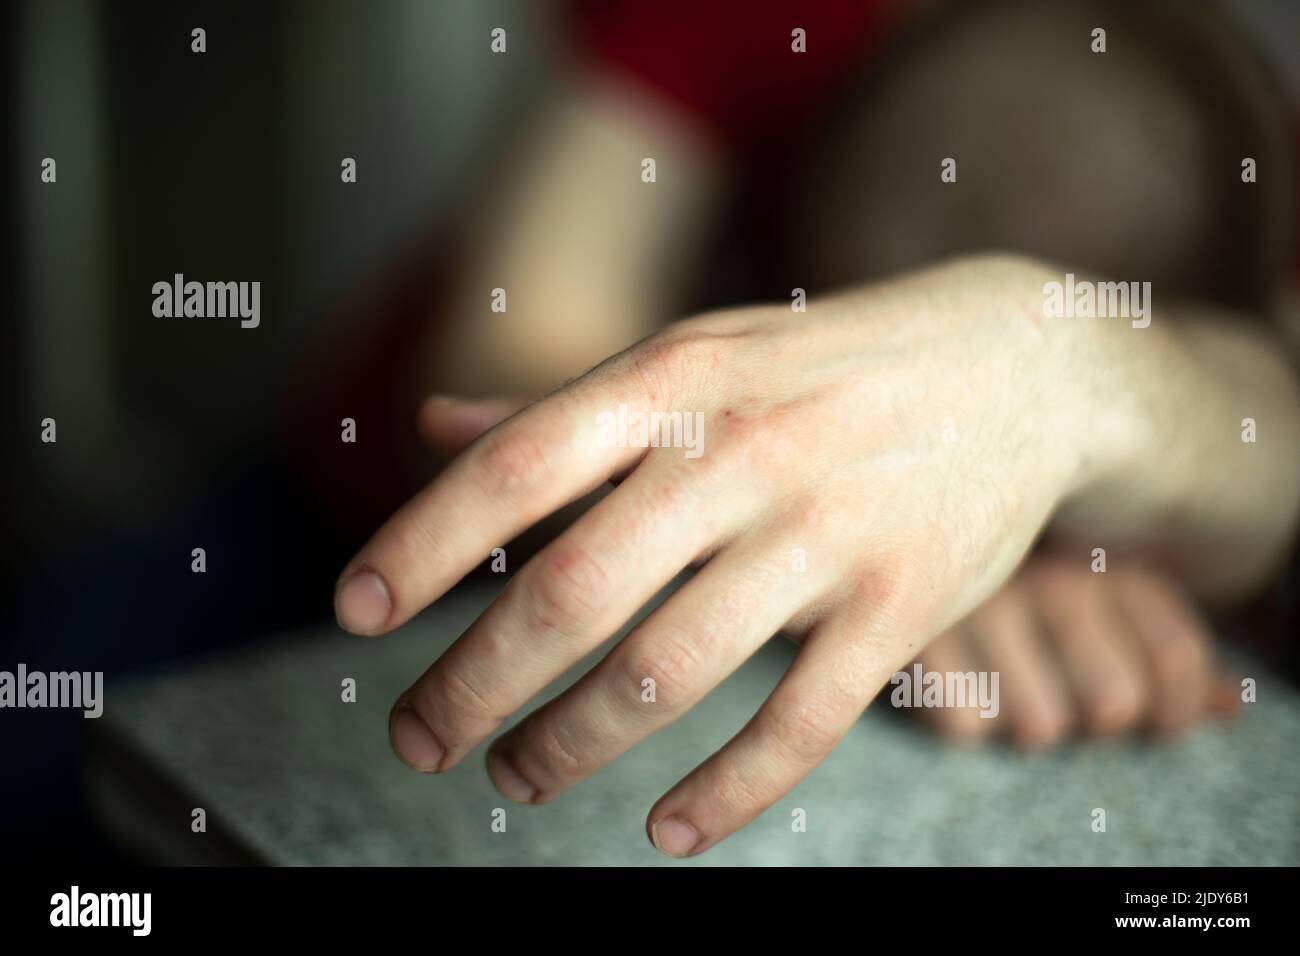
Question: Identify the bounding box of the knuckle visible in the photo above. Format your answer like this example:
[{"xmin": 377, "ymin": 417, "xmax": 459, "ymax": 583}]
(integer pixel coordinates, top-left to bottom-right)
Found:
[
  {"xmin": 476, "ymin": 426, "xmax": 551, "ymax": 498},
  {"xmin": 425, "ymin": 666, "xmax": 501, "ymax": 729},
  {"xmin": 628, "ymin": 330, "xmax": 717, "ymax": 405},
  {"xmin": 650, "ymin": 329, "xmax": 719, "ymax": 370},
  {"xmin": 623, "ymin": 472, "xmax": 698, "ymax": 540},
  {"xmin": 1087, "ymin": 684, "xmax": 1143, "ymax": 733},
  {"xmin": 764, "ymin": 695, "xmax": 844, "ymax": 763},
  {"xmin": 1013, "ymin": 706, "xmax": 1069, "ymax": 749},
  {"xmin": 863, "ymin": 556, "xmax": 928, "ymax": 632},
  {"xmin": 523, "ymin": 718, "xmax": 586, "ymax": 779},
  {"xmin": 623, "ymin": 629, "xmax": 703, "ymax": 706},
  {"xmin": 526, "ymin": 541, "xmax": 609, "ymax": 634},
  {"xmin": 787, "ymin": 500, "xmax": 837, "ymax": 542},
  {"xmin": 1149, "ymin": 637, "xmax": 1199, "ymax": 684}
]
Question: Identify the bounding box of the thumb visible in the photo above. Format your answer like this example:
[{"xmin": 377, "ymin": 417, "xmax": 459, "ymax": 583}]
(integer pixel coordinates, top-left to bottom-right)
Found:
[{"xmin": 416, "ymin": 394, "xmax": 533, "ymax": 459}]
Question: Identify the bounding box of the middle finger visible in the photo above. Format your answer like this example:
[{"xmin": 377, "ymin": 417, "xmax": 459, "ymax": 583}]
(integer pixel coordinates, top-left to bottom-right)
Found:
[{"xmin": 391, "ymin": 453, "xmax": 746, "ymax": 773}]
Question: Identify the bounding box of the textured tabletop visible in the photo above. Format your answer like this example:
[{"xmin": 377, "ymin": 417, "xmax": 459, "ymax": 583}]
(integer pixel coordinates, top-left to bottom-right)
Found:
[{"xmin": 89, "ymin": 580, "xmax": 1300, "ymax": 866}]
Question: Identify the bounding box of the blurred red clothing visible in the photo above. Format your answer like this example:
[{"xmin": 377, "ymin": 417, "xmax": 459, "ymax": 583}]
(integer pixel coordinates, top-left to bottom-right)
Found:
[{"xmin": 570, "ymin": 0, "xmax": 905, "ymax": 150}]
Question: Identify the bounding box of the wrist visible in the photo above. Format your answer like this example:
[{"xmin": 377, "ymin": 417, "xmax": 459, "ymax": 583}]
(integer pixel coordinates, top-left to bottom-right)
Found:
[{"xmin": 996, "ymin": 255, "xmax": 1155, "ymax": 507}]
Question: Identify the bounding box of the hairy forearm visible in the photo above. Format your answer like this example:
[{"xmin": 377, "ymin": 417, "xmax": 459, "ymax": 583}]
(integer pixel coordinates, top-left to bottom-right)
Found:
[{"xmin": 1041, "ymin": 264, "xmax": 1300, "ymax": 604}]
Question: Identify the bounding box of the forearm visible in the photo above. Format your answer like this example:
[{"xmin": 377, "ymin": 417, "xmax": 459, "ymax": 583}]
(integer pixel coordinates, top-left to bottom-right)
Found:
[
  {"xmin": 426, "ymin": 78, "xmax": 724, "ymax": 397},
  {"xmin": 1043, "ymin": 265, "xmax": 1300, "ymax": 604}
]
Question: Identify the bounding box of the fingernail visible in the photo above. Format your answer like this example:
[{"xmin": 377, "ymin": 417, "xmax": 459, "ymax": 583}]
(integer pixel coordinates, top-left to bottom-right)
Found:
[
  {"xmin": 486, "ymin": 751, "xmax": 538, "ymax": 803},
  {"xmin": 390, "ymin": 707, "xmax": 445, "ymax": 772},
  {"xmin": 651, "ymin": 816, "xmax": 701, "ymax": 858},
  {"xmin": 335, "ymin": 569, "xmax": 391, "ymax": 635}
]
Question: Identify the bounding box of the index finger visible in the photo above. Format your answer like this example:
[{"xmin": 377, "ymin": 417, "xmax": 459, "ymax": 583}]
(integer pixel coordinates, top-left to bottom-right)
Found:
[{"xmin": 334, "ymin": 365, "xmax": 651, "ymax": 636}]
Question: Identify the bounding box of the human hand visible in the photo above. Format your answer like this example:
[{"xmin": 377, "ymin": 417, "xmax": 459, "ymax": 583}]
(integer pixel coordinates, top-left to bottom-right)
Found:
[
  {"xmin": 911, "ymin": 554, "xmax": 1239, "ymax": 749},
  {"xmin": 335, "ymin": 255, "xmax": 1134, "ymax": 856}
]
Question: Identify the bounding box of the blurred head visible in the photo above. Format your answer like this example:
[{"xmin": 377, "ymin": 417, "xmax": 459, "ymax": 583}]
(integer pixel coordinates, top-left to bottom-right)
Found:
[{"xmin": 792, "ymin": 0, "xmax": 1294, "ymax": 312}]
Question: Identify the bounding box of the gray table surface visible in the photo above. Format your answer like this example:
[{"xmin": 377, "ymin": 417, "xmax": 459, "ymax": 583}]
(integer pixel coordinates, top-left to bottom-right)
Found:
[{"xmin": 89, "ymin": 580, "xmax": 1300, "ymax": 865}]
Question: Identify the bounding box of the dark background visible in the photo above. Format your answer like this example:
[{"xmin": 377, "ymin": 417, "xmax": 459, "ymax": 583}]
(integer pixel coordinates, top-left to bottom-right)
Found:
[{"xmin": 5, "ymin": 0, "xmax": 555, "ymax": 863}]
